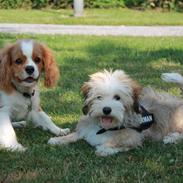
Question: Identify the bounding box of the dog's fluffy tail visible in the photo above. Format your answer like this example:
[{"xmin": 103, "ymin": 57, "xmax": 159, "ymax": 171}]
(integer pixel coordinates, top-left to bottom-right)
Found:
[{"xmin": 161, "ymin": 73, "xmax": 183, "ymax": 91}]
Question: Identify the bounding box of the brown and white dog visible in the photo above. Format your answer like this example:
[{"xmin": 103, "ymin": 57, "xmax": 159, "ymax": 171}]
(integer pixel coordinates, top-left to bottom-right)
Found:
[
  {"xmin": 0, "ymin": 39, "xmax": 69, "ymax": 152},
  {"xmin": 48, "ymin": 70, "xmax": 183, "ymax": 156}
]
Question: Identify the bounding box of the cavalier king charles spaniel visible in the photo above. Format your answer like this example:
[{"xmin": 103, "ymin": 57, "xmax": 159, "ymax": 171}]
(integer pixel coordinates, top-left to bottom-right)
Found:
[{"xmin": 0, "ymin": 39, "xmax": 69, "ymax": 152}]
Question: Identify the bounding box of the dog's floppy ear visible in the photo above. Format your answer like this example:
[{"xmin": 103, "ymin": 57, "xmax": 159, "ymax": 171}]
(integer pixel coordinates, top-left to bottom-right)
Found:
[
  {"xmin": 0, "ymin": 44, "xmax": 14, "ymax": 93},
  {"xmin": 81, "ymin": 82, "xmax": 90, "ymax": 99},
  {"xmin": 131, "ymin": 81, "xmax": 142, "ymax": 113},
  {"xmin": 81, "ymin": 82, "xmax": 90, "ymax": 115},
  {"xmin": 41, "ymin": 44, "xmax": 60, "ymax": 88}
]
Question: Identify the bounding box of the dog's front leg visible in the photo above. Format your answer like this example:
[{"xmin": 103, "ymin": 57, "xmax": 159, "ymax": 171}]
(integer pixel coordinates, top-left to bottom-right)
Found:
[
  {"xmin": 48, "ymin": 132, "xmax": 80, "ymax": 145},
  {"xmin": 12, "ymin": 121, "xmax": 27, "ymax": 128},
  {"xmin": 0, "ymin": 111, "xmax": 26, "ymax": 152},
  {"xmin": 28, "ymin": 110, "xmax": 70, "ymax": 136}
]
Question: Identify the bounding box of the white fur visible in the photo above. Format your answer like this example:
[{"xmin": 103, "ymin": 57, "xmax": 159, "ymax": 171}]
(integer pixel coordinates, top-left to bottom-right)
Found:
[
  {"xmin": 0, "ymin": 88, "xmax": 70, "ymax": 151},
  {"xmin": 85, "ymin": 70, "xmax": 136, "ymax": 128},
  {"xmin": 20, "ymin": 40, "xmax": 39, "ymax": 82},
  {"xmin": 21, "ymin": 40, "xmax": 33, "ymax": 58}
]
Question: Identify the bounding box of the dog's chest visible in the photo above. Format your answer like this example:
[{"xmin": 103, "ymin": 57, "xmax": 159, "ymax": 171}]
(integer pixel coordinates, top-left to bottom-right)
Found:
[
  {"xmin": 80, "ymin": 123, "xmax": 113, "ymax": 146},
  {"xmin": 9, "ymin": 94, "xmax": 32, "ymax": 121}
]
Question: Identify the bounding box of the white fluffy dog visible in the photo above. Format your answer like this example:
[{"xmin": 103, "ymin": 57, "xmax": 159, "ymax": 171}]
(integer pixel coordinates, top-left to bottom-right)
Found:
[{"xmin": 48, "ymin": 70, "xmax": 183, "ymax": 156}]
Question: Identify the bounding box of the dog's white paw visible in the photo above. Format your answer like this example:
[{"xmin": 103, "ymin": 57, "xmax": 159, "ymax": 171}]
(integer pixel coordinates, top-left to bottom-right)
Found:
[
  {"xmin": 53, "ymin": 128, "xmax": 70, "ymax": 136},
  {"xmin": 12, "ymin": 121, "xmax": 27, "ymax": 128},
  {"xmin": 48, "ymin": 137, "xmax": 63, "ymax": 145},
  {"xmin": 8, "ymin": 143, "xmax": 27, "ymax": 152},
  {"xmin": 59, "ymin": 128, "xmax": 70, "ymax": 136},
  {"xmin": 163, "ymin": 132, "xmax": 183, "ymax": 144}
]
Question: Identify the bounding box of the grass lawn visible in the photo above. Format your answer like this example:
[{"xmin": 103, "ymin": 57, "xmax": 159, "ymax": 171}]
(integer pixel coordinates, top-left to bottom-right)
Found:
[
  {"xmin": 0, "ymin": 8, "xmax": 183, "ymax": 25},
  {"xmin": 0, "ymin": 34, "xmax": 183, "ymax": 183}
]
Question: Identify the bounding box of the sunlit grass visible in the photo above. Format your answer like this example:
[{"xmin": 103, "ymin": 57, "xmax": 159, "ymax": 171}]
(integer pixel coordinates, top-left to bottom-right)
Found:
[{"xmin": 0, "ymin": 8, "xmax": 183, "ymax": 25}]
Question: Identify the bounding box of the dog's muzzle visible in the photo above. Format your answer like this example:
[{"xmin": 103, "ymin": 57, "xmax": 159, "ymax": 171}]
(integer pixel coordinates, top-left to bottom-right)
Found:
[{"xmin": 96, "ymin": 105, "xmax": 155, "ymax": 135}]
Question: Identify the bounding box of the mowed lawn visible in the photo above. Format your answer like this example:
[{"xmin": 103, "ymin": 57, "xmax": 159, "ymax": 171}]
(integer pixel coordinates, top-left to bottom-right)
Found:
[
  {"xmin": 0, "ymin": 34, "xmax": 183, "ymax": 183},
  {"xmin": 0, "ymin": 9, "xmax": 183, "ymax": 25}
]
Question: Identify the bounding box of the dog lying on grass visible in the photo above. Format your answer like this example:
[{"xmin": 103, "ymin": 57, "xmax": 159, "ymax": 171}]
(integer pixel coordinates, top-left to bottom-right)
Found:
[
  {"xmin": 49, "ymin": 70, "xmax": 183, "ymax": 156},
  {"xmin": 0, "ymin": 40, "xmax": 70, "ymax": 152}
]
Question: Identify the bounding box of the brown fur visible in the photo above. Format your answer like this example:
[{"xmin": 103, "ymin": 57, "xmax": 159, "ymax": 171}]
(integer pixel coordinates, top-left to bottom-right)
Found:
[
  {"xmin": 0, "ymin": 44, "xmax": 15, "ymax": 93},
  {"xmin": 81, "ymin": 82, "xmax": 90, "ymax": 99},
  {"xmin": 40, "ymin": 44, "xmax": 60, "ymax": 88}
]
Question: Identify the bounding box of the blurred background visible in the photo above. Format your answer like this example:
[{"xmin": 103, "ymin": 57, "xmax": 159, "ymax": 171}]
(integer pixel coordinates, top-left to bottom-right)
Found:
[{"xmin": 0, "ymin": 0, "xmax": 183, "ymax": 11}]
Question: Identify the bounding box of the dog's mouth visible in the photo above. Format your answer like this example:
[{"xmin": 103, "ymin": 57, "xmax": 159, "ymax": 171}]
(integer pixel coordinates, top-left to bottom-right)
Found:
[
  {"xmin": 23, "ymin": 77, "xmax": 36, "ymax": 83},
  {"xmin": 100, "ymin": 116, "xmax": 114, "ymax": 129}
]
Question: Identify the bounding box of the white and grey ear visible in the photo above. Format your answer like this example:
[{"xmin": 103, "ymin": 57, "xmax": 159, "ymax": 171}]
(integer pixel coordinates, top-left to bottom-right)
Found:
[{"xmin": 81, "ymin": 82, "xmax": 90, "ymax": 115}]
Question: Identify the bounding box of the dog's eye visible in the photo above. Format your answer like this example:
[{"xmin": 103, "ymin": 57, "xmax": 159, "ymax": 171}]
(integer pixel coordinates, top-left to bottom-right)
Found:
[
  {"xmin": 114, "ymin": 95, "xmax": 120, "ymax": 100},
  {"xmin": 34, "ymin": 57, "xmax": 41, "ymax": 64},
  {"xmin": 15, "ymin": 58, "xmax": 23, "ymax": 65},
  {"xmin": 97, "ymin": 96, "xmax": 102, "ymax": 100}
]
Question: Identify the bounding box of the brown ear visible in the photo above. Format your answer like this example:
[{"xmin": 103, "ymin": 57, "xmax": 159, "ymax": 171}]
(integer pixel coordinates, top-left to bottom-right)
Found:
[
  {"xmin": 81, "ymin": 82, "xmax": 90, "ymax": 100},
  {"xmin": 131, "ymin": 81, "xmax": 142, "ymax": 113},
  {"xmin": 81, "ymin": 82, "xmax": 90, "ymax": 115},
  {"xmin": 41, "ymin": 44, "xmax": 60, "ymax": 88},
  {"xmin": 0, "ymin": 45, "xmax": 13, "ymax": 93}
]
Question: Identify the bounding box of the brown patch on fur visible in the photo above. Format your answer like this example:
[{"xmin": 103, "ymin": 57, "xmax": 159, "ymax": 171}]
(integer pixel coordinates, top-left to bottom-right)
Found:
[
  {"xmin": 38, "ymin": 106, "xmax": 42, "ymax": 111},
  {"xmin": 131, "ymin": 80, "xmax": 142, "ymax": 113},
  {"xmin": 81, "ymin": 82, "xmax": 90, "ymax": 99},
  {"xmin": 0, "ymin": 43, "xmax": 15, "ymax": 93},
  {"xmin": 39, "ymin": 43, "xmax": 60, "ymax": 88},
  {"xmin": 0, "ymin": 41, "xmax": 30, "ymax": 93},
  {"xmin": 81, "ymin": 82, "xmax": 91, "ymax": 114},
  {"xmin": 117, "ymin": 72, "xmax": 142, "ymax": 112},
  {"xmin": 32, "ymin": 42, "xmax": 44, "ymax": 74}
]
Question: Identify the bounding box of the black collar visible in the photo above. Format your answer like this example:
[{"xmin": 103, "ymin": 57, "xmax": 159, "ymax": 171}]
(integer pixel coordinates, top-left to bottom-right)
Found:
[
  {"xmin": 96, "ymin": 126, "xmax": 126, "ymax": 135},
  {"xmin": 96, "ymin": 105, "xmax": 154, "ymax": 135},
  {"xmin": 22, "ymin": 90, "xmax": 35, "ymax": 98}
]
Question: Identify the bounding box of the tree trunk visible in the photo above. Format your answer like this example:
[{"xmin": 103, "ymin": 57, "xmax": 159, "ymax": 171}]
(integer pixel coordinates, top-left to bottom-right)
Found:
[{"xmin": 74, "ymin": 0, "xmax": 84, "ymax": 17}]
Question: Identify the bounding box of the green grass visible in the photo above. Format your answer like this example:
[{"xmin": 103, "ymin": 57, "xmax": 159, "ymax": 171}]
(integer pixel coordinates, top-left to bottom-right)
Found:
[
  {"xmin": 0, "ymin": 34, "xmax": 183, "ymax": 182},
  {"xmin": 0, "ymin": 8, "xmax": 183, "ymax": 25}
]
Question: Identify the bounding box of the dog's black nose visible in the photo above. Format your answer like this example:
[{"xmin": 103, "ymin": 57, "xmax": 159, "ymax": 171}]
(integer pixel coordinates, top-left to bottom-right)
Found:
[
  {"xmin": 25, "ymin": 66, "xmax": 34, "ymax": 75},
  {"xmin": 103, "ymin": 107, "xmax": 112, "ymax": 115}
]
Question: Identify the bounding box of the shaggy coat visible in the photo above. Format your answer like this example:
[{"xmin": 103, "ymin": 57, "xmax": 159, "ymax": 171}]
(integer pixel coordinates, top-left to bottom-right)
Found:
[{"xmin": 49, "ymin": 70, "xmax": 183, "ymax": 156}]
